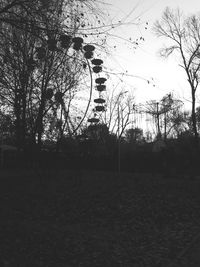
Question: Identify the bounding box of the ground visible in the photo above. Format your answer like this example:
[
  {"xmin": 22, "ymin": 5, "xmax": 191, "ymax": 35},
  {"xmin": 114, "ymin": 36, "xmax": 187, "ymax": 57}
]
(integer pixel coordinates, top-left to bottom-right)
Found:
[{"xmin": 0, "ymin": 169, "xmax": 200, "ymax": 266}]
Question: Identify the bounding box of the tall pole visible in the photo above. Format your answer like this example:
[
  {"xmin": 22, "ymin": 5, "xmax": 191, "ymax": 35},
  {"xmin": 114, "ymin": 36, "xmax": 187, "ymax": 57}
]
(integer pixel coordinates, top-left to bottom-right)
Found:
[
  {"xmin": 118, "ymin": 103, "xmax": 120, "ymax": 173},
  {"xmin": 117, "ymin": 91, "xmax": 128, "ymax": 173},
  {"xmin": 156, "ymin": 102, "xmax": 161, "ymax": 137}
]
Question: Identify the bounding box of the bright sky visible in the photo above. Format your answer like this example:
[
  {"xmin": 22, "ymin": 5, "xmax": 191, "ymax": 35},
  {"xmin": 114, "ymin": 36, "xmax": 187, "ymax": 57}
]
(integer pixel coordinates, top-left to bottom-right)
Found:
[{"xmin": 103, "ymin": 0, "xmax": 200, "ymax": 109}]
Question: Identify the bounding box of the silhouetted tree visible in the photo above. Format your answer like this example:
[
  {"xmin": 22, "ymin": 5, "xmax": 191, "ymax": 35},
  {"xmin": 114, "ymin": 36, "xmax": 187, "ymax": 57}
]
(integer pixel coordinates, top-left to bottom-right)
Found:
[
  {"xmin": 154, "ymin": 7, "xmax": 200, "ymax": 145},
  {"xmin": 0, "ymin": 0, "xmax": 103, "ymax": 151},
  {"xmin": 102, "ymin": 88, "xmax": 135, "ymax": 138},
  {"xmin": 0, "ymin": 110, "xmax": 14, "ymax": 144},
  {"xmin": 0, "ymin": 0, "xmax": 62, "ymax": 36},
  {"xmin": 144, "ymin": 93, "xmax": 185, "ymax": 140},
  {"xmin": 196, "ymin": 106, "xmax": 200, "ymax": 132},
  {"xmin": 125, "ymin": 127, "xmax": 144, "ymax": 144},
  {"xmin": 0, "ymin": 0, "xmax": 145, "ymax": 155}
]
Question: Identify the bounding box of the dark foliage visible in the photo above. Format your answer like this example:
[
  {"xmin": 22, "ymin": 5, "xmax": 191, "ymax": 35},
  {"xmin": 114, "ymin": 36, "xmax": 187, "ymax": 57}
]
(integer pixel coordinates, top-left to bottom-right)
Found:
[{"xmin": 1, "ymin": 133, "xmax": 200, "ymax": 178}]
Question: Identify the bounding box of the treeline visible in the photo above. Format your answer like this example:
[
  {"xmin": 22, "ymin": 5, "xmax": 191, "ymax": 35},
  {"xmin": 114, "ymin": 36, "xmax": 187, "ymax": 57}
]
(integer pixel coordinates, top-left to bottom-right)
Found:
[{"xmin": 2, "ymin": 125, "xmax": 200, "ymax": 177}]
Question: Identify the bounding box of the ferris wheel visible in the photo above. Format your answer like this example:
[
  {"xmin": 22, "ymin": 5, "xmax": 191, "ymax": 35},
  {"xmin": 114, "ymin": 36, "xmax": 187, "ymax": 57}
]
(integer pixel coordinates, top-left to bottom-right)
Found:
[{"xmin": 40, "ymin": 34, "xmax": 107, "ymax": 137}]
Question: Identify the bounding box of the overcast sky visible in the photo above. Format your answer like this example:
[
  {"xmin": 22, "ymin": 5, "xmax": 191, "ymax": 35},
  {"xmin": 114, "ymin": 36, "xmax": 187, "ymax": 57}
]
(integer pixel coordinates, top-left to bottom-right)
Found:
[{"xmin": 102, "ymin": 0, "xmax": 200, "ymax": 108}]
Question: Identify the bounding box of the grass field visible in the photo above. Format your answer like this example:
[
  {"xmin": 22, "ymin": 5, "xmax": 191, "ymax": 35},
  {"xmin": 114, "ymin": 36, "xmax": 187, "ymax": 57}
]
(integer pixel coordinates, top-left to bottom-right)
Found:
[{"xmin": 0, "ymin": 169, "xmax": 200, "ymax": 266}]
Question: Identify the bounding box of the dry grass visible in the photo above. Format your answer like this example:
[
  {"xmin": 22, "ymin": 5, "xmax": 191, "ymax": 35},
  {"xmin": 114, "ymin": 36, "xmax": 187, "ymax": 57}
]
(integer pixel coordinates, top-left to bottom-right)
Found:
[{"xmin": 0, "ymin": 169, "xmax": 200, "ymax": 266}]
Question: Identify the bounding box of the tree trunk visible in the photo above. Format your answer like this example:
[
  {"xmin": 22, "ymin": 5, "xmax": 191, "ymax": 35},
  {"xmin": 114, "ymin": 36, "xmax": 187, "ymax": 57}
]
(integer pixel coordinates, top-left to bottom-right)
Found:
[
  {"xmin": 14, "ymin": 94, "xmax": 22, "ymax": 151},
  {"xmin": 164, "ymin": 111, "xmax": 167, "ymax": 141},
  {"xmin": 191, "ymin": 88, "xmax": 198, "ymax": 146},
  {"xmin": 21, "ymin": 88, "xmax": 27, "ymax": 150},
  {"xmin": 156, "ymin": 102, "xmax": 161, "ymax": 137},
  {"xmin": 36, "ymin": 95, "xmax": 45, "ymax": 151}
]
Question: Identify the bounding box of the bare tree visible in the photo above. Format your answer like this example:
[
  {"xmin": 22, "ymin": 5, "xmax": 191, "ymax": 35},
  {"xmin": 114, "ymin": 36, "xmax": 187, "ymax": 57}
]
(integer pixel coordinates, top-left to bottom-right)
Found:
[
  {"xmin": 143, "ymin": 93, "xmax": 185, "ymax": 140},
  {"xmin": 160, "ymin": 93, "xmax": 184, "ymax": 139},
  {"xmin": 0, "ymin": 0, "xmax": 97, "ymax": 150},
  {"xmin": 102, "ymin": 87, "xmax": 135, "ymax": 138},
  {"xmin": 154, "ymin": 7, "xmax": 200, "ymax": 144},
  {"xmin": 0, "ymin": 0, "xmax": 144, "ymax": 152}
]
